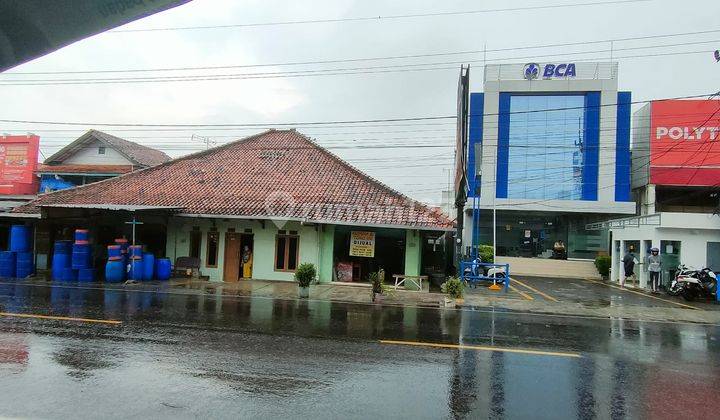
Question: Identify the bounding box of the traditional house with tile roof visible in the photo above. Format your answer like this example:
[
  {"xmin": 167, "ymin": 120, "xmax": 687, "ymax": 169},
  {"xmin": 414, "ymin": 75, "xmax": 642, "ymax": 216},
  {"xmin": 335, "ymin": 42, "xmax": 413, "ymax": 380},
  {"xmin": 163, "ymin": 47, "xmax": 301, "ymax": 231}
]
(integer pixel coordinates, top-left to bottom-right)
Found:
[
  {"xmin": 38, "ymin": 129, "xmax": 171, "ymax": 192},
  {"xmin": 16, "ymin": 130, "xmax": 452, "ymax": 284}
]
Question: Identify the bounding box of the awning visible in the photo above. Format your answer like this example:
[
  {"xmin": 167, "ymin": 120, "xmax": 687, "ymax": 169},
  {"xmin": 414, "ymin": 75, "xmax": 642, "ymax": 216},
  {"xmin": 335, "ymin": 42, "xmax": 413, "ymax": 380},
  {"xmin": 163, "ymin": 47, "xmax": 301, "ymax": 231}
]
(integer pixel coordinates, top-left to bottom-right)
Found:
[{"xmin": 1, "ymin": 1, "xmax": 191, "ymax": 72}]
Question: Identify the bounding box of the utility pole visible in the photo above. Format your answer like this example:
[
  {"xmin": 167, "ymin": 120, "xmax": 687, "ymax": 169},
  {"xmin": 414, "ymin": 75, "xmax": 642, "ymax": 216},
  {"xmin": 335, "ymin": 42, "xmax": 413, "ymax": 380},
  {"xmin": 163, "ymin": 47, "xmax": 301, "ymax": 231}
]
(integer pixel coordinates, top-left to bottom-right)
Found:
[{"xmin": 453, "ymin": 65, "xmax": 470, "ymax": 275}]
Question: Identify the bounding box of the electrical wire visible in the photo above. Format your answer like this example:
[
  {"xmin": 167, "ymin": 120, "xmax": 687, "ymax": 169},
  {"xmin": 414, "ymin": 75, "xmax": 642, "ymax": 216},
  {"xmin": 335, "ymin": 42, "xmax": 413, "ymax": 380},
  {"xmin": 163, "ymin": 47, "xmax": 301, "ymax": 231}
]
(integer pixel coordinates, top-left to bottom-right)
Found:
[
  {"xmin": 109, "ymin": 0, "xmax": 651, "ymax": 33},
  {"xmin": 1, "ymin": 92, "xmax": 715, "ymax": 127}
]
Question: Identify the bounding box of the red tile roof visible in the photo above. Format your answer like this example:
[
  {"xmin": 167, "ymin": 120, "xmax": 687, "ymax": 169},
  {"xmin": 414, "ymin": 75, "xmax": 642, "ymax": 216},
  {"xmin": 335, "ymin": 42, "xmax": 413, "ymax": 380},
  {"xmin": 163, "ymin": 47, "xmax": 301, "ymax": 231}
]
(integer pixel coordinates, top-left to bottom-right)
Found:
[
  {"xmin": 37, "ymin": 164, "xmax": 134, "ymax": 175},
  {"xmin": 16, "ymin": 130, "xmax": 453, "ymax": 230}
]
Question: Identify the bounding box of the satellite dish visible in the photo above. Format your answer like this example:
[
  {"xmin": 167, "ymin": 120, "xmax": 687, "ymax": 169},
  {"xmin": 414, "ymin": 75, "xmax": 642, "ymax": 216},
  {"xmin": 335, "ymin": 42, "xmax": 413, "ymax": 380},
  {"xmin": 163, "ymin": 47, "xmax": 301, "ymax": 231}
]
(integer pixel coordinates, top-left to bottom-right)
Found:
[{"xmin": 715, "ymin": 50, "xmax": 720, "ymax": 62}]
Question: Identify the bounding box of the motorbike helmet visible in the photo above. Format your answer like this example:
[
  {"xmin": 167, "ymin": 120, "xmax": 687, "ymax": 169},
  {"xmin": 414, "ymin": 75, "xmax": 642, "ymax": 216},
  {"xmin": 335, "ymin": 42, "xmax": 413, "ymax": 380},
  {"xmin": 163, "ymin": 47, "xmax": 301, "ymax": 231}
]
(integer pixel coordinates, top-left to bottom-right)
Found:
[{"xmin": 651, "ymin": 247, "xmax": 659, "ymax": 253}]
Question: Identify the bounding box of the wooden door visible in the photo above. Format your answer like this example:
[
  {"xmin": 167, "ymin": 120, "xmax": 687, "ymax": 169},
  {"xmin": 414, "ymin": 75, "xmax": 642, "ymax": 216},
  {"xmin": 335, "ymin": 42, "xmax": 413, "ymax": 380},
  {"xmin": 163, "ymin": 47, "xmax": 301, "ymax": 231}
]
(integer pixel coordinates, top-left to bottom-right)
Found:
[{"xmin": 223, "ymin": 232, "xmax": 241, "ymax": 282}]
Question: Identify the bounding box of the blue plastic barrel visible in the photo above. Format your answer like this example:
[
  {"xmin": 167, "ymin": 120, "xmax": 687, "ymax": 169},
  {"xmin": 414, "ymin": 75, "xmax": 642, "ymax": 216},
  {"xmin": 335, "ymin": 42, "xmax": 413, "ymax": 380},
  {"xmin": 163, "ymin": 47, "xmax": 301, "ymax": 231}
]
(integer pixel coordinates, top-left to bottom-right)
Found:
[
  {"xmin": 71, "ymin": 243, "xmax": 91, "ymax": 269},
  {"xmin": 54, "ymin": 240, "xmax": 72, "ymax": 254},
  {"xmin": 62, "ymin": 268, "xmax": 76, "ymax": 282},
  {"xmin": 156, "ymin": 258, "xmax": 171, "ymax": 281},
  {"xmin": 105, "ymin": 260, "xmax": 125, "ymax": 283},
  {"xmin": 128, "ymin": 258, "xmax": 143, "ymax": 281},
  {"xmin": 77, "ymin": 268, "xmax": 94, "ymax": 283},
  {"xmin": 0, "ymin": 251, "xmax": 16, "ymax": 278},
  {"xmin": 142, "ymin": 253, "xmax": 155, "ymax": 281},
  {"xmin": 115, "ymin": 238, "xmax": 129, "ymax": 250},
  {"xmin": 15, "ymin": 252, "xmax": 33, "ymax": 278},
  {"xmin": 9, "ymin": 225, "xmax": 31, "ymax": 253},
  {"xmin": 107, "ymin": 245, "xmax": 122, "ymax": 260},
  {"xmin": 74, "ymin": 229, "xmax": 89, "ymax": 242},
  {"xmin": 51, "ymin": 252, "xmax": 70, "ymax": 281},
  {"xmin": 129, "ymin": 245, "xmax": 143, "ymax": 260}
]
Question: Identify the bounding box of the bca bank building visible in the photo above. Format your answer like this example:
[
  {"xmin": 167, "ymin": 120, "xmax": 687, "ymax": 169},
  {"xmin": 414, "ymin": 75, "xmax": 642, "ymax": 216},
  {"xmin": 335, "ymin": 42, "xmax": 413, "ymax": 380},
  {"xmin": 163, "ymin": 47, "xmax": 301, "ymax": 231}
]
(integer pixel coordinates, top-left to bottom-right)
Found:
[{"xmin": 464, "ymin": 62, "xmax": 635, "ymax": 260}]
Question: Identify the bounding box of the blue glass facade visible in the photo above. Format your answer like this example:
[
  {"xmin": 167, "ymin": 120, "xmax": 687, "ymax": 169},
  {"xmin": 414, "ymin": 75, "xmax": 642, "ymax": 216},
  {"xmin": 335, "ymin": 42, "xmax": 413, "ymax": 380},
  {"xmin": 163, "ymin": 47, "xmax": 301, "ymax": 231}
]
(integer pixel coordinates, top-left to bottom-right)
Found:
[
  {"xmin": 467, "ymin": 91, "xmax": 622, "ymax": 202},
  {"xmin": 505, "ymin": 94, "xmax": 586, "ymax": 200}
]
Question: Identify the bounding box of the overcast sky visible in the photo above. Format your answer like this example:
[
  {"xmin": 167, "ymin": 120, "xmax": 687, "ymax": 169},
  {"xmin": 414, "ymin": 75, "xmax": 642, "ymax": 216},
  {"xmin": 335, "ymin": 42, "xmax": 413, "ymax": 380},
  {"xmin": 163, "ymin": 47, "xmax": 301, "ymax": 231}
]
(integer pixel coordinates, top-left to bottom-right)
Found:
[{"xmin": 1, "ymin": 0, "xmax": 719, "ymax": 206}]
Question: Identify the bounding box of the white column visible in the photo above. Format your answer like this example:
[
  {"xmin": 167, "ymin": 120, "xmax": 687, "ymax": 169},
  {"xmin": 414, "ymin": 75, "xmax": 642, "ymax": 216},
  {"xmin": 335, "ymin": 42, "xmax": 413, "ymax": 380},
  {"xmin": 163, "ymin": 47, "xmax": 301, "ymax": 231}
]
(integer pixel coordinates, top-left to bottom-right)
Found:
[
  {"xmin": 611, "ymin": 239, "xmax": 619, "ymax": 283},
  {"xmin": 618, "ymin": 240, "xmax": 626, "ymax": 285},
  {"xmin": 639, "ymin": 240, "xmax": 648, "ymax": 289}
]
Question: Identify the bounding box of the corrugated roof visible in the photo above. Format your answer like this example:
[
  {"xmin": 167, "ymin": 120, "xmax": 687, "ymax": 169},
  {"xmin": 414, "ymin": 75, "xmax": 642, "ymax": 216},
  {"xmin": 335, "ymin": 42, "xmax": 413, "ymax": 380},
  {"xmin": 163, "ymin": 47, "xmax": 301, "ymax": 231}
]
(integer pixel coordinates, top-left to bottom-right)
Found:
[
  {"xmin": 44, "ymin": 130, "xmax": 171, "ymax": 167},
  {"xmin": 16, "ymin": 130, "xmax": 453, "ymax": 230}
]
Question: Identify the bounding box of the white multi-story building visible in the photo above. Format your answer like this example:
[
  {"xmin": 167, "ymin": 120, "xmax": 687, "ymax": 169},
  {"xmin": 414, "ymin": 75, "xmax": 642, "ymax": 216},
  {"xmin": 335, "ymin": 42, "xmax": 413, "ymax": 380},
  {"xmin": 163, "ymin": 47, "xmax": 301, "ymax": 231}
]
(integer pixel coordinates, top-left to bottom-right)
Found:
[
  {"xmin": 609, "ymin": 99, "xmax": 720, "ymax": 288},
  {"xmin": 464, "ymin": 62, "xmax": 635, "ymax": 260}
]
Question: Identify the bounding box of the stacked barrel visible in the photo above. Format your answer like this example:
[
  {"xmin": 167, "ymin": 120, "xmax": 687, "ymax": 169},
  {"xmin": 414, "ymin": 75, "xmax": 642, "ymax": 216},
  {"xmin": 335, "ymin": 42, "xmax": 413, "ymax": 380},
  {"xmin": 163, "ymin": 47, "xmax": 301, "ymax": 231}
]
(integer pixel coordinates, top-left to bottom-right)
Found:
[
  {"xmin": 103, "ymin": 239, "xmax": 171, "ymax": 282},
  {"xmin": 0, "ymin": 225, "xmax": 34, "ymax": 279},
  {"xmin": 105, "ymin": 243, "xmax": 125, "ymax": 283},
  {"xmin": 51, "ymin": 240, "xmax": 72, "ymax": 281},
  {"xmin": 70, "ymin": 229, "xmax": 93, "ymax": 282}
]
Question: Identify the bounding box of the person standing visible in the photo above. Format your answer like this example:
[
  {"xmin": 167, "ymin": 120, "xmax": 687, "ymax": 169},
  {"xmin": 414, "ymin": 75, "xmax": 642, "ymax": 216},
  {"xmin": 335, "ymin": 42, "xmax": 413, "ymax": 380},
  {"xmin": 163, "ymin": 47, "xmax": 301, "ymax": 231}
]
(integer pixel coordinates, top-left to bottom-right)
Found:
[
  {"xmin": 241, "ymin": 245, "xmax": 253, "ymax": 279},
  {"xmin": 647, "ymin": 247, "xmax": 662, "ymax": 293},
  {"xmin": 622, "ymin": 247, "xmax": 637, "ymax": 287}
]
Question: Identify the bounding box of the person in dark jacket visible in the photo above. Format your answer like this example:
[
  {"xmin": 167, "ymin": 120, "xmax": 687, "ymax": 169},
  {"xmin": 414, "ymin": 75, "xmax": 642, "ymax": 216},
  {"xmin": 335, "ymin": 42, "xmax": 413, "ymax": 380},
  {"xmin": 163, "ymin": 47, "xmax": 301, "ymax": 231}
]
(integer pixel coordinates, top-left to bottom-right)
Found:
[{"xmin": 622, "ymin": 247, "xmax": 637, "ymax": 286}]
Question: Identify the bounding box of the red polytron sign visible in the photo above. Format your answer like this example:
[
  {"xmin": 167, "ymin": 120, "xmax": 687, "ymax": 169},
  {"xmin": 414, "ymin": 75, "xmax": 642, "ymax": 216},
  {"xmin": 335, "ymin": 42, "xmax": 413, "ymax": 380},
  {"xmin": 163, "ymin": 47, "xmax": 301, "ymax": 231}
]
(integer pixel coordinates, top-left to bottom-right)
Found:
[
  {"xmin": 0, "ymin": 135, "xmax": 39, "ymax": 195},
  {"xmin": 650, "ymin": 100, "xmax": 720, "ymax": 186}
]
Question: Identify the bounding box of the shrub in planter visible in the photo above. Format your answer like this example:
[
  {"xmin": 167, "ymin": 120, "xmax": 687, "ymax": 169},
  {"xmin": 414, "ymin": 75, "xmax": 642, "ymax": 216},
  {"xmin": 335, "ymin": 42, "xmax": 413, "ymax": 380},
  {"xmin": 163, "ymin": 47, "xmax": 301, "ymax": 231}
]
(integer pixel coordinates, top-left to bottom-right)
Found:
[
  {"xmin": 295, "ymin": 263, "xmax": 316, "ymax": 288},
  {"xmin": 594, "ymin": 255, "xmax": 611, "ymax": 278},
  {"xmin": 441, "ymin": 277, "xmax": 464, "ymax": 299},
  {"xmin": 478, "ymin": 245, "xmax": 494, "ymax": 263}
]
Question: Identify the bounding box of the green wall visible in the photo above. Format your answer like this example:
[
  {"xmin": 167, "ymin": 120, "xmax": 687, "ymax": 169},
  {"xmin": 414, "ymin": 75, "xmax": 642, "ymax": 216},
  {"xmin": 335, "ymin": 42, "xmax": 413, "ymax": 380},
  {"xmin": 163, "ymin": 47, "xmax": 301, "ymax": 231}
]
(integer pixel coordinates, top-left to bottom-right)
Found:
[
  {"xmin": 167, "ymin": 217, "xmax": 320, "ymax": 282},
  {"xmin": 167, "ymin": 218, "xmax": 424, "ymax": 285},
  {"xmin": 318, "ymin": 224, "xmax": 335, "ymax": 283},
  {"xmin": 404, "ymin": 229, "xmax": 422, "ymax": 289}
]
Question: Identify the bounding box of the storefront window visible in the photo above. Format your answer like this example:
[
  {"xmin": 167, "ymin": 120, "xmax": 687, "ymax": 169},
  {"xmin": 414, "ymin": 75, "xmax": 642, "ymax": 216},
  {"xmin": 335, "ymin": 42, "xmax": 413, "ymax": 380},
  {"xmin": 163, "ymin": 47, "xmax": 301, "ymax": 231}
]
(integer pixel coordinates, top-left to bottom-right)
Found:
[
  {"xmin": 275, "ymin": 230, "xmax": 299, "ymax": 271},
  {"xmin": 507, "ymin": 95, "xmax": 585, "ymax": 200}
]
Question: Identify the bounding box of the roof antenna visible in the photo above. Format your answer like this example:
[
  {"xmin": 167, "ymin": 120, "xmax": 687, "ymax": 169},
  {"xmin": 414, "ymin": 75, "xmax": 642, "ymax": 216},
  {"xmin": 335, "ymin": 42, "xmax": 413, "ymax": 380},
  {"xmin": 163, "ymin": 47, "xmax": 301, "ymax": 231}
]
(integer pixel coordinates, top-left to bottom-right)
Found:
[{"xmin": 191, "ymin": 134, "xmax": 216, "ymax": 150}]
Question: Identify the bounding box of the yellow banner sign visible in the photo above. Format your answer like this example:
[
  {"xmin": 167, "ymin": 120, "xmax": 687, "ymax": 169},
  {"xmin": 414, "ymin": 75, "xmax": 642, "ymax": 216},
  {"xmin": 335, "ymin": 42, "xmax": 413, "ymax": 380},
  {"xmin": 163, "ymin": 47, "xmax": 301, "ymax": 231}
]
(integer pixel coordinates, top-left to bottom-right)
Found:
[{"xmin": 349, "ymin": 231, "xmax": 375, "ymax": 258}]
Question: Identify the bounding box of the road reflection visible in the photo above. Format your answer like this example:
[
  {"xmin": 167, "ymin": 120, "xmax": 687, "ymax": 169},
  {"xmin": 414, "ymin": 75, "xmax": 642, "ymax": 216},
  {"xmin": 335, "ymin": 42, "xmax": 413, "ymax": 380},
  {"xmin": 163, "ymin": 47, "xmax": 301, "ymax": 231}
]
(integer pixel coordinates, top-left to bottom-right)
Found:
[{"xmin": 0, "ymin": 280, "xmax": 719, "ymax": 418}]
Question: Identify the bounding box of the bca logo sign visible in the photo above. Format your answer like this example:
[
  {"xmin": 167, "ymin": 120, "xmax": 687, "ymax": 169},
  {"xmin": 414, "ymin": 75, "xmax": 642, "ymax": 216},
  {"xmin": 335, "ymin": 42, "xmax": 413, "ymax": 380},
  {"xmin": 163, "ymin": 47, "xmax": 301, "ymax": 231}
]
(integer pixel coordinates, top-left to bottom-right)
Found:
[{"xmin": 523, "ymin": 63, "xmax": 577, "ymax": 80}]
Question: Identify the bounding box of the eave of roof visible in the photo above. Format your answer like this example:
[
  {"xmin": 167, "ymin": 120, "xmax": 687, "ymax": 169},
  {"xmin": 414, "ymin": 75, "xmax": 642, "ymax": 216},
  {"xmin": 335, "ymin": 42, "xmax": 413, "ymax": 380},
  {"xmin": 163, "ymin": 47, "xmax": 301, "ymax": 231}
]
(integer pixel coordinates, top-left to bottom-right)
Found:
[
  {"xmin": 38, "ymin": 203, "xmax": 185, "ymax": 212},
  {"xmin": 176, "ymin": 213, "xmax": 453, "ymax": 231}
]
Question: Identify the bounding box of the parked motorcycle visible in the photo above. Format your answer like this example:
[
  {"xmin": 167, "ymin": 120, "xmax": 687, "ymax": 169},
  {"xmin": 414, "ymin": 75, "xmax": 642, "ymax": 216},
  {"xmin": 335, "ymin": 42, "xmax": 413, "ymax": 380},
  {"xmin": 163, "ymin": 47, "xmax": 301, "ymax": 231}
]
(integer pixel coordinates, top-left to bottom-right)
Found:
[
  {"xmin": 667, "ymin": 264, "xmax": 697, "ymax": 296},
  {"xmin": 673, "ymin": 267, "xmax": 717, "ymax": 302}
]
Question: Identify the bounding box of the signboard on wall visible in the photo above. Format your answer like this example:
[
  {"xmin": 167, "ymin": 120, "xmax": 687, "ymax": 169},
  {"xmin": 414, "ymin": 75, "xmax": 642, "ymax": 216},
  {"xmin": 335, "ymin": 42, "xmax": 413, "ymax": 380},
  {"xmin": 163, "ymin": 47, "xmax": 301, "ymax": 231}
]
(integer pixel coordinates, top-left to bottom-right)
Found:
[
  {"xmin": 650, "ymin": 100, "xmax": 720, "ymax": 186},
  {"xmin": 0, "ymin": 135, "xmax": 39, "ymax": 195},
  {"xmin": 349, "ymin": 231, "xmax": 375, "ymax": 258}
]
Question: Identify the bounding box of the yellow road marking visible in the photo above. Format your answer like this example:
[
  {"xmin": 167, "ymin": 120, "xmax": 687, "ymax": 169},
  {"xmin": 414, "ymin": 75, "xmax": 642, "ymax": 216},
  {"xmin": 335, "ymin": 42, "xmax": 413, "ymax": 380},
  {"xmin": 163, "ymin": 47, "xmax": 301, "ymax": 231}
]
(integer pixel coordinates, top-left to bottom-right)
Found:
[
  {"xmin": 583, "ymin": 278, "xmax": 699, "ymax": 310},
  {"xmin": 508, "ymin": 284, "xmax": 534, "ymax": 301},
  {"xmin": 512, "ymin": 278, "xmax": 559, "ymax": 302},
  {"xmin": 380, "ymin": 339, "xmax": 580, "ymax": 358},
  {"xmin": 0, "ymin": 312, "xmax": 122, "ymax": 325}
]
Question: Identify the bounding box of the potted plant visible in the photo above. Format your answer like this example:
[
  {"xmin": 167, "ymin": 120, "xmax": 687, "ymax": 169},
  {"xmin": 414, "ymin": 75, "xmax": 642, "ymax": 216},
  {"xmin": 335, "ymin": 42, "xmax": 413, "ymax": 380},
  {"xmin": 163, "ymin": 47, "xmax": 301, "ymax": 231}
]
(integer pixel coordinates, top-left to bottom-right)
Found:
[
  {"xmin": 441, "ymin": 277, "xmax": 464, "ymax": 306},
  {"xmin": 295, "ymin": 263, "xmax": 316, "ymax": 298}
]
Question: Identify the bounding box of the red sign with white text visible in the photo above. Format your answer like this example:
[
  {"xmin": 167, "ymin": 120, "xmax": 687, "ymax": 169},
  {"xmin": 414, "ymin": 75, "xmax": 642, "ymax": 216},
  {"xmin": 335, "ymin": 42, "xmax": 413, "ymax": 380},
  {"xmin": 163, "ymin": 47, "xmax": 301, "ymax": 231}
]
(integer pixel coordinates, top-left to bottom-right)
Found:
[
  {"xmin": 650, "ymin": 100, "xmax": 720, "ymax": 186},
  {"xmin": 0, "ymin": 135, "xmax": 39, "ymax": 195}
]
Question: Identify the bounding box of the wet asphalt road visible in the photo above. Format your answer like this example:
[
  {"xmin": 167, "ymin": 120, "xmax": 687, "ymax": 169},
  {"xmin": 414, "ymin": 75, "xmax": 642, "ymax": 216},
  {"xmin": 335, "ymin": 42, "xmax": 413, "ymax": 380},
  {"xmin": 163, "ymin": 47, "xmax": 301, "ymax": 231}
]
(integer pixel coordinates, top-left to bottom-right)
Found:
[{"xmin": 1, "ymin": 281, "xmax": 719, "ymax": 419}]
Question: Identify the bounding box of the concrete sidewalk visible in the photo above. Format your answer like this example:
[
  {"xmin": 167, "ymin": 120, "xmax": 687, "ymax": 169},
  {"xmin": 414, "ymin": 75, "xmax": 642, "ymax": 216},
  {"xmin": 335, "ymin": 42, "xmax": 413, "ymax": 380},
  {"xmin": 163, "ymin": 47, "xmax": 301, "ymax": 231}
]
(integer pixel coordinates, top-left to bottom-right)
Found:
[{"xmin": 168, "ymin": 278, "xmax": 720, "ymax": 324}]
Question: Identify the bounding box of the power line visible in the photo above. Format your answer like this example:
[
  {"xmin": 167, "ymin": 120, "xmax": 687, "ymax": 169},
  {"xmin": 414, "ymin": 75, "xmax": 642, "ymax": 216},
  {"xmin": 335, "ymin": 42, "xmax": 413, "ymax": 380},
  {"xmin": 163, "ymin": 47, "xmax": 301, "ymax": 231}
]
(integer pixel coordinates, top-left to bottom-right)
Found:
[
  {"xmin": 2, "ymin": 44, "xmax": 716, "ymax": 86},
  {"xmin": 1, "ymin": 91, "xmax": 713, "ymax": 127},
  {"xmin": 110, "ymin": 0, "xmax": 651, "ymax": 33},
  {"xmin": 6, "ymin": 27, "xmax": 718, "ymax": 76}
]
